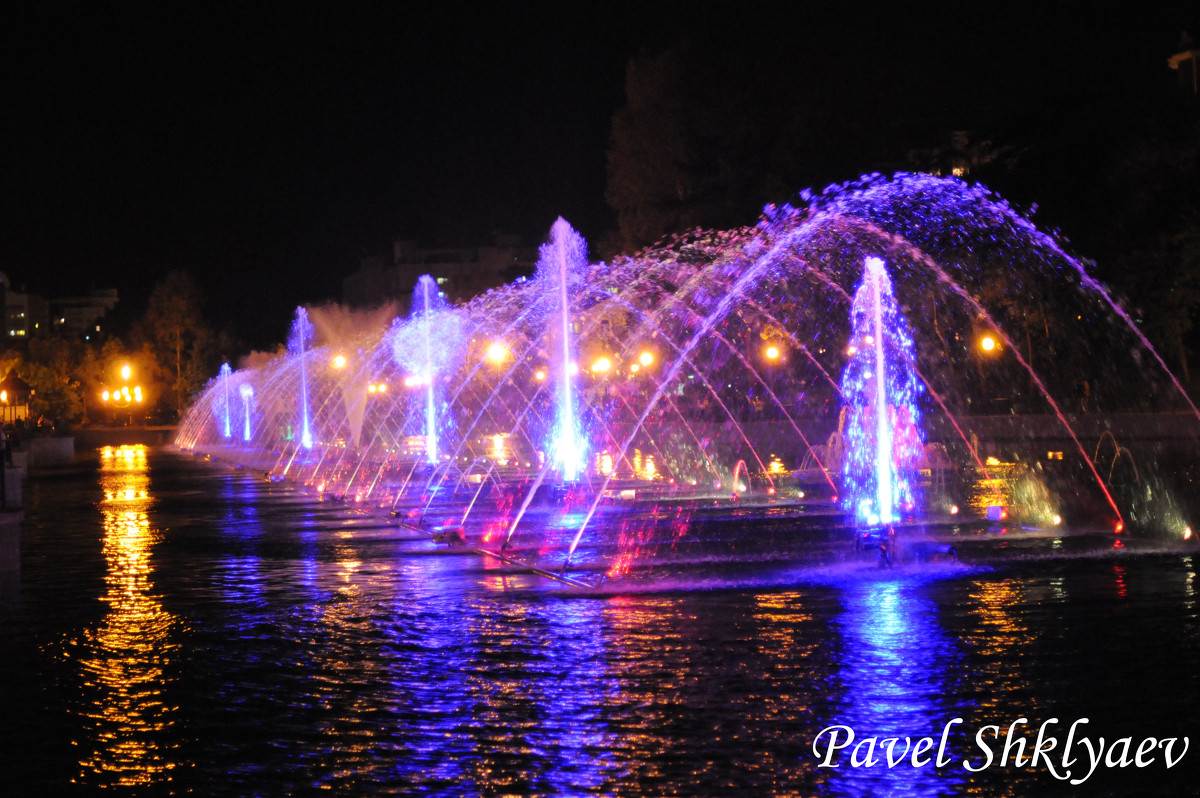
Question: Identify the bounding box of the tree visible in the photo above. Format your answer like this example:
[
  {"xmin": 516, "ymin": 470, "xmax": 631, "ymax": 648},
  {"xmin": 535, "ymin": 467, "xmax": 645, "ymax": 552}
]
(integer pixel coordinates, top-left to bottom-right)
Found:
[
  {"xmin": 605, "ymin": 46, "xmax": 698, "ymax": 253},
  {"xmin": 604, "ymin": 42, "xmax": 853, "ymax": 255},
  {"xmin": 1103, "ymin": 120, "xmax": 1200, "ymax": 395},
  {"xmin": 1122, "ymin": 213, "xmax": 1200, "ymax": 389},
  {"xmin": 76, "ymin": 338, "xmax": 138, "ymax": 424},
  {"xmin": 22, "ymin": 335, "xmax": 85, "ymax": 422},
  {"xmin": 138, "ymin": 270, "xmax": 223, "ymax": 419}
]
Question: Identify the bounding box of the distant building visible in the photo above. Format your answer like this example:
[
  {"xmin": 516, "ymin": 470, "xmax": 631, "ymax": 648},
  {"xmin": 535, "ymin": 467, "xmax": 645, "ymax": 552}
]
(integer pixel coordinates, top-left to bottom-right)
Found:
[
  {"xmin": 343, "ymin": 234, "xmax": 537, "ymax": 311},
  {"xmin": 1168, "ymin": 32, "xmax": 1199, "ymax": 96},
  {"xmin": 905, "ymin": 131, "xmax": 1018, "ymax": 178},
  {"xmin": 0, "ymin": 272, "xmax": 48, "ymax": 338},
  {"xmin": 50, "ymin": 288, "xmax": 120, "ymax": 338},
  {"xmin": 0, "ymin": 273, "xmax": 118, "ymax": 340}
]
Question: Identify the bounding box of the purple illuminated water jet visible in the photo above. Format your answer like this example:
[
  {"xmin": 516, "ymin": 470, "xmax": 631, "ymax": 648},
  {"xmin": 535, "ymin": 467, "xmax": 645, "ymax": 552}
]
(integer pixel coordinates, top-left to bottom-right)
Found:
[
  {"xmin": 240, "ymin": 382, "xmax": 254, "ymax": 442},
  {"xmin": 418, "ymin": 276, "xmax": 440, "ymax": 464}
]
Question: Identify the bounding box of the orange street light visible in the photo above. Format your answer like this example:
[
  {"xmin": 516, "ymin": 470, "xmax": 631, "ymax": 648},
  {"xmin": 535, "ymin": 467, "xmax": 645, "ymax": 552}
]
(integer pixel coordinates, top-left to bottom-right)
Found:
[{"xmin": 485, "ymin": 341, "xmax": 509, "ymax": 365}]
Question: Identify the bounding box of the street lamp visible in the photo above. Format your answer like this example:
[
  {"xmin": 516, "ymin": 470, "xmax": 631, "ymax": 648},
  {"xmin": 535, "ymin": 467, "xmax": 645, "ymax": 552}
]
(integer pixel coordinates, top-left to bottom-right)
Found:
[
  {"xmin": 485, "ymin": 341, "xmax": 509, "ymax": 365},
  {"xmin": 100, "ymin": 362, "xmax": 143, "ymax": 425}
]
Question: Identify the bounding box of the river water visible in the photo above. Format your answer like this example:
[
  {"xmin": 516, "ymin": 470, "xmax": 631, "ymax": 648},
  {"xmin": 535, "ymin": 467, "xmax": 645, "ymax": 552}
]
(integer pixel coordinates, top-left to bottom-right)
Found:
[{"xmin": 1, "ymin": 445, "xmax": 1196, "ymax": 796}]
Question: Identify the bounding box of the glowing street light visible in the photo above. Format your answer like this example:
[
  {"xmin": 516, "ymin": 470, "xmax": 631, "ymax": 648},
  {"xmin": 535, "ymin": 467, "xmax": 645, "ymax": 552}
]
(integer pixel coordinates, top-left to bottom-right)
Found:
[
  {"xmin": 764, "ymin": 344, "xmax": 781, "ymax": 361},
  {"xmin": 331, "ymin": 354, "xmax": 348, "ymax": 370},
  {"xmin": 485, "ymin": 341, "xmax": 509, "ymax": 365},
  {"xmin": 590, "ymin": 356, "xmax": 612, "ymax": 374},
  {"xmin": 100, "ymin": 362, "xmax": 143, "ymax": 424},
  {"xmin": 638, "ymin": 351, "xmax": 654, "ymax": 367},
  {"xmin": 978, "ymin": 333, "xmax": 1000, "ymax": 354}
]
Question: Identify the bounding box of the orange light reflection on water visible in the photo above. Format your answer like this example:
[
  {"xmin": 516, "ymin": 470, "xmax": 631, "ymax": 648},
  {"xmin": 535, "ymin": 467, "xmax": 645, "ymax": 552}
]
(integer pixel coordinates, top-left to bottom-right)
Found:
[{"xmin": 67, "ymin": 445, "xmax": 183, "ymax": 789}]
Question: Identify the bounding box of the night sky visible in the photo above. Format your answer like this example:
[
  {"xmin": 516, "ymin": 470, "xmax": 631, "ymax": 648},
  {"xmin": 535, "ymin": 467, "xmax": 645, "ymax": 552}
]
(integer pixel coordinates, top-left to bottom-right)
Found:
[{"xmin": 4, "ymin": 2, "xmax": 1195, "ymax": 349}]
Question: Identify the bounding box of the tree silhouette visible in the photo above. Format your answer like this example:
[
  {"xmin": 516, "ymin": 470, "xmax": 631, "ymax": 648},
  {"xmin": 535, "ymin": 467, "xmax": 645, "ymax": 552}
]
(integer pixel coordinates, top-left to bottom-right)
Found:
[{"xmin": 138, "ymin": 270, "xmax": 223, "ymax": 418}]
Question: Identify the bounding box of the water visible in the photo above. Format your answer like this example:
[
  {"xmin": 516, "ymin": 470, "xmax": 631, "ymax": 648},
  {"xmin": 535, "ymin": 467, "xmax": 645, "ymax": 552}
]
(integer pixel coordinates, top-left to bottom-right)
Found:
[
  {"xmin": 840, "ymin": 255, "xmax": 924, "ymax": 526},
  {"xmin": 289, "ymin": 307, "xmax": 315, "ymax": 450},
  {"xmin": 176, "ymin": 174, "xmax": 1198, "ymax": 584},
  {"xmin": 540, "ymin": 217, "xmax": 588, "ymax": 483},
  {"xmin": 2, "ymin": 446, "xmax": 1197, "ymax": 795}
]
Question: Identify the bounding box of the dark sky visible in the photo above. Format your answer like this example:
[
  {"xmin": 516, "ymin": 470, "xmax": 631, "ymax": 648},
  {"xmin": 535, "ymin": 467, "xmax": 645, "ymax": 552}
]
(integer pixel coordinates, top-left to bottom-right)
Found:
[{"xmin": 4, "ymin": 2, "xmax": 1195, "ymax": 348}]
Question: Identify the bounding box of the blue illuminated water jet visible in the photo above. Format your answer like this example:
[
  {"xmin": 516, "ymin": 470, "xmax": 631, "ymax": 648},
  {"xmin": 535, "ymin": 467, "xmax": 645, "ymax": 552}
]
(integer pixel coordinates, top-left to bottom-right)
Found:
[
  {"xmin": 289, "ymin": 307, "xmax": 315, "ymax": 450},
  {"xmin": 219, "ymin": 362, "xmax": 233, "ymax": 439},
  {"xmin": 387, "ymin": 275, "xmax": 461, "ymax": 466},
  {"xmin": 539, "ymin": 218, "xmax": 587, "ymax": 482},
  {"xmin": 840, "ymin": 256, "xmax": 924, "ymax": 526}
]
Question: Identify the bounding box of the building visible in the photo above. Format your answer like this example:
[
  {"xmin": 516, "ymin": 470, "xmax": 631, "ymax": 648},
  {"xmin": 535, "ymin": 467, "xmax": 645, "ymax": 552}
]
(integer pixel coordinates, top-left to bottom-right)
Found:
[
  {"xmin": 50, "ymin": 288, "xmax": 120, "ymax": 338},
  {"xmin": 0, "ymin": 272, "xmax": 48, "ymax": 339},
  {"xmin": 1168, "ymin": 31, "xmax": 1199, "ymax": 96},
  {"xmin": 343, "ymin": 234, "xmax": 537, "ymax": 311},
  {"xmin": 0, "ymin": 273, "xmax": 118, "ymax": 341}
]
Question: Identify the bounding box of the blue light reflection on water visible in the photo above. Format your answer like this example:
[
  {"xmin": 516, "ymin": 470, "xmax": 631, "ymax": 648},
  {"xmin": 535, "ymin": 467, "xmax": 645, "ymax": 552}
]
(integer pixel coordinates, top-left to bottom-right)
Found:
[
  {"xmin": 5, "ymin": 450, "xmax": 1200, "ymax": 794},
  {"xmin": 825, "ymin": 574, "xmax": 967, "ymax": 797}
]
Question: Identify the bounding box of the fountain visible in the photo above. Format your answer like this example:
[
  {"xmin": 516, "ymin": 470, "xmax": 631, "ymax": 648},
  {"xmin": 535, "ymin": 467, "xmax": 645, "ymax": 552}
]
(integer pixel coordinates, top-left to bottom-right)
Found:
[
  {"xmin": 540, "ymin": 217, "xmax": 588, "ymax": 483},
  {"xmin": 218, "ymin": 362, "xmax": 233, "ymax": 440},
  {"xmin": 289, "ymin": 308, "xmax": 315, "ymax": 451},
  {"xmin": 391, "ymin": 275, "xmax": 459, "ymax": 465},
  {"xmin": 840, "ymin": 256, "xmax": 923, "ymax": 527},
  {"xmin": 176, "ymin": 173, "xmax": 1200, "ymax": 581},
  {"xmin": 240, "ymin": 383, "xmax": 254, "ymax": 442}
]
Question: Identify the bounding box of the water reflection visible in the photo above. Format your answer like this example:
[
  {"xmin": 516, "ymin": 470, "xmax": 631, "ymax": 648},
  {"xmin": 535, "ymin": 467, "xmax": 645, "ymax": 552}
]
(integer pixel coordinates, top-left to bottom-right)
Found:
[
  {"xmin": 963, "ymin": 577, "xmax": 1039, "ymax": 718},
  {"xmin": 827, "ymin": 576, "xmax": 965, "ymax": 797},
  {"xmin": 597, "ymin": 590, "xmax": 827, "ymax": 794},
  {"xmin": 15, "ymin": 449, "xmax": 1195, "ymax": 795},
  {"xmin": 512, "ymin": 597, "xmax": 616, "ymax": 793},
  {"xmin": 66, "ymin": 445, "xmax": 183, "ymax": 788}
]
